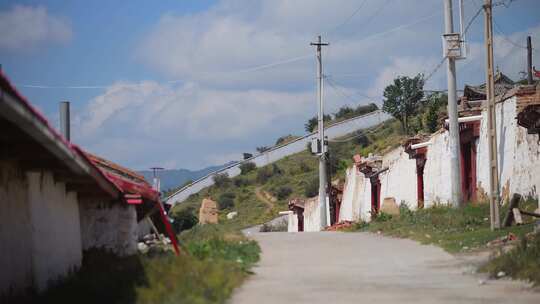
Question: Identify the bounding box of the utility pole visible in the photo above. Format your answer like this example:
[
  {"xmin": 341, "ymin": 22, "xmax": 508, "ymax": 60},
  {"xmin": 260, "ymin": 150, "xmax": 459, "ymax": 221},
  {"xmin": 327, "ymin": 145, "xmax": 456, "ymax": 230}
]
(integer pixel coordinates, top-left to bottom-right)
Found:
[
  {"xmin": 150, "ymin": 167, "xmax": 164, "ymax": 192},
  {"xmin": 311, "ymin": 35, "xmax": 329, "ymax": 230},
  {"xmin": 484, "ymin": 0, "xmax": 501, "ymax": 230},
  {"xmin": 443, "ymin": 0, "xmax": 462, "ymax": 207},
  {"xmin": 527, "ymin": 36, "xmax": 533, "ymax": 85}
]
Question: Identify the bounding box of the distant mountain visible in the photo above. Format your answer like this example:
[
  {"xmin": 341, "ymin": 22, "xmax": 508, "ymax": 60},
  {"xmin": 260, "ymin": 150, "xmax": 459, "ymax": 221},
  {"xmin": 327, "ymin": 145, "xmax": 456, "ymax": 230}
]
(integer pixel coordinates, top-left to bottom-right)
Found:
[{"xmin": 139, "ymin": 162, "xmax": 236, "ymax": 193}]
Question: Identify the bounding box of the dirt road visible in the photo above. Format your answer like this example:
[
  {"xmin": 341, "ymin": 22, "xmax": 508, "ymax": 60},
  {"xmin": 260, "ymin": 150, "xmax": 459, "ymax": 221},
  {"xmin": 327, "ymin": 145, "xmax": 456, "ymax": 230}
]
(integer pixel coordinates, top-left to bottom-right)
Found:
[{"xmin": 231, "ymin": 232, "xmax": 539, "ymax": 303}]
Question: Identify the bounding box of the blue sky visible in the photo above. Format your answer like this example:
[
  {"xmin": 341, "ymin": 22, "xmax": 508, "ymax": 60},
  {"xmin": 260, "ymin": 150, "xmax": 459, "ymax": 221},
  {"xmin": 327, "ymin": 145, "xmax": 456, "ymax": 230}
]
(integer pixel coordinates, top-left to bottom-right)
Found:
[{"xmin": 1, "ymin": 0, "xmax": 539, "ymax": 170}]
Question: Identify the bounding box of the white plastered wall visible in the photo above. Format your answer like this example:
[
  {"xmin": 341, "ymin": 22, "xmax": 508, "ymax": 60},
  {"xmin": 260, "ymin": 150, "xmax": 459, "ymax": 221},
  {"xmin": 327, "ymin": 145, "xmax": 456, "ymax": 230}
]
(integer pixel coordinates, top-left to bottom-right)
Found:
[
  {"xmin": 477, "ymin": 96, "xmax": 540, "ymax": 203},
  {"xmin": 423, "ymin": 130, "xmax": 454, "ymax": 206},
  {"xmin": 0, "ymin": 161, "xmax": 33, "ymax": 295},
  {"xmin": 379, "ymin": 147, "xmax": 418, "ymax": 210},
  {"xmin": 340, "ymin": 165, "xmax": 372, "ymax": 222},
  {"xmin": 303, "ymin": 198, "xmax": 321, "ymax": 232},
  {"xmin": 79, "ymin": 199, "xmax": 138, "ymax": 256},
  {"xmin": 27, "ymin": 171, "xmax": 83, "ymax": 292}
]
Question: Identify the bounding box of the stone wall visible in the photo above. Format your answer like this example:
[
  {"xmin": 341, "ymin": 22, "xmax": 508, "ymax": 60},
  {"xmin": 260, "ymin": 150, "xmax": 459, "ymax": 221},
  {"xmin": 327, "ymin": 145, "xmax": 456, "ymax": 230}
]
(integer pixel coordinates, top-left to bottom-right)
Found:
[{"xmin": 79, "ymin": 199, "xmax": 138, "ymax": 256}]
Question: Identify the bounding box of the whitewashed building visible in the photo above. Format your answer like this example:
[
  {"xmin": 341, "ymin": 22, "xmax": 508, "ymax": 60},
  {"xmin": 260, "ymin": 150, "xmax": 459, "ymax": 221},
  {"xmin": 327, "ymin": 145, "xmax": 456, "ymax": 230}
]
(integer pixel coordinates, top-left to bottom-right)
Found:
[
  {"xmin": 0, "ymin": 71, "xmax": 169, "ymax": 296},
  {"xmin": 337, "ymin": 81, "xmax": 540, "ymax": 223}
]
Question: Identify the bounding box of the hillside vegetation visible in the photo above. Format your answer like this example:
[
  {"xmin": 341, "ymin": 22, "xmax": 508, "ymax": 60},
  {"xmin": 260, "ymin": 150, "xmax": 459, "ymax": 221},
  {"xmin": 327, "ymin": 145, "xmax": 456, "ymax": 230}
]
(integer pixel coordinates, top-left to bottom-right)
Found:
[{"xmin": 171, "ymin": 118, "xmax": 407, "ymax": 230}]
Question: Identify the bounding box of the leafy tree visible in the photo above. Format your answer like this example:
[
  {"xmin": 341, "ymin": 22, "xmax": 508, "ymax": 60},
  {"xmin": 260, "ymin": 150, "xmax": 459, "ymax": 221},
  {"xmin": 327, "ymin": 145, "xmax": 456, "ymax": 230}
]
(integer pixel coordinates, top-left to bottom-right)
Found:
[
  {"xmin": 334, "ymin": 106, "xmax": 355, "ymax": 120},
  {"xmin": 239, "ymin": 162, "xmax": 256, "ymax": 175},
  {"xmin": 304, "ymin": 114, "xmax": 331, "ymax": 132},
  {"xmin": 171, "ymin": 207, "xmax": 198, "ymax": 233},
  {"xmin": 382, "ymin": 74, "xmax": 425, "ymax": 134},
  {"xmin": 423, "ymin": 93, "xmax": 447, "ymax": 133},
  {"xmin": 212, "ymin": 173, "xmax": 231, "ymax": 188},
  {"xmin": 354, "ymin": 103, "xmax": 379, "ymax": 116}
]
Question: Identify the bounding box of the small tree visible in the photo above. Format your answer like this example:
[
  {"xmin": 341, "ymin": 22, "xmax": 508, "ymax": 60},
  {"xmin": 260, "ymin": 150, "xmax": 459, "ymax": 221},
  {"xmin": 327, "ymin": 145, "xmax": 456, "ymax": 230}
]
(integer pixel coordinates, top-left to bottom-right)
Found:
[
  {"xmin": 239, "ymin": 162, "xmax": 256, "ymax": 175},
  {"xmin": 354, "ymin": 103, "xmax": 378, "ymax": 116},
  {"xmin": 382, "ymin": 74, "xmax": 424, "ymax": 134},
  {"xmin": 423, "ymin": 93, "xmax": 447, "ymax": 133},
  {"xmin": 213, "ymin": 173, "xmax": 231, "ymax": 188},
  {"xmin": 334, "ymin": 106, "xmax": 355, "ymax": 120},
  {"xmin": 304, "ymin": 114, "xmax": 331, "ymax": 132}
]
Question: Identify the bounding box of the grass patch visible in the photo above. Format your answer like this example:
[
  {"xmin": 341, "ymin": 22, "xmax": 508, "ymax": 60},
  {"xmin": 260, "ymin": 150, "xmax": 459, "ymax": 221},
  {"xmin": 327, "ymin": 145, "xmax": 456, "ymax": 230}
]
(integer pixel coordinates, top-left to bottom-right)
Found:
[
  {"xmin": 351, "ymin": 202, "xmax": 536, "ymax": 253},
  {"xmin": 480, "ymin": 232, "xmax": 540, "ymax": 285},
  {"xmin": 8, "ymin": 225, "xmax": 260, "ymax": 304}
]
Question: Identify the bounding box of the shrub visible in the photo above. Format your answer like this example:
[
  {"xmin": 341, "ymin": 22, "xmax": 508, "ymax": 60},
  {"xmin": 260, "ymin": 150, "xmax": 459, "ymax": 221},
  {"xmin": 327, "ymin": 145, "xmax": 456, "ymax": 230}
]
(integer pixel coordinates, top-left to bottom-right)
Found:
[
  {"xmin": 355, "ymin": 131, "xmax": 371, "ymax": 147},
  {"xmin": 233, "ymin": 176, "xmax": 251, "ymax": 187},
  {"xmin": 171, "ymin": 207, "xmax": 198, "ymax": 233},
  {"xmin": 275, "ymin": 186, "xmax": 293, "ymax": 200},
  {"xmin": 218, "ymin": 192, "xmax": 236, "ymax": 210},
  {"xmin": 304, "ymin": 177, "xmax": 319, "ymax": 197},
  {"xmin": 213, "ymin": 173, "xmax": 231, "ymax": 188},
  {"xmin": 256, "ymin": 167, "xmax": 273, "ymax": 184},
  {"xmin": 272, "ymin": 163, "xmax": 283, "ymax": 175},
  {"xmin": 275, "ymin": 134, "xmax": 299, "ymax": 146},
  {"xmin": 239, "ymin": 162, "xmax": 256, "ymax": 175}
]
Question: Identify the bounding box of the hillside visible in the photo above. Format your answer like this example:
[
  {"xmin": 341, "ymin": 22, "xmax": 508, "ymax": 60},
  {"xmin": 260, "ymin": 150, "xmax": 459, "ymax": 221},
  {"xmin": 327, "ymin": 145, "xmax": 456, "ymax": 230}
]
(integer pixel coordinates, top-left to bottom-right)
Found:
[
  {"xmin": 139, "ymin": 162, "xmax": 235, "ymax": 193},
  {"xmin": 171, "ymin": 118, "xmax": 407, "ymax": 230}
]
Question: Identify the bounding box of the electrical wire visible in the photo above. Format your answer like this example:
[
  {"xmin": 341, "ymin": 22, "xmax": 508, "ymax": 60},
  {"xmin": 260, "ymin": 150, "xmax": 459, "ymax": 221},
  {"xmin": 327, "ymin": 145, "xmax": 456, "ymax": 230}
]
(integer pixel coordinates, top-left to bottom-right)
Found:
[
  {"xmin": 18, "ymin": 9, "xmax": 441, "ymax": 90},
  {"xmin": 325, "ymin": 0, "xmax": 369, "ymax": 36}
]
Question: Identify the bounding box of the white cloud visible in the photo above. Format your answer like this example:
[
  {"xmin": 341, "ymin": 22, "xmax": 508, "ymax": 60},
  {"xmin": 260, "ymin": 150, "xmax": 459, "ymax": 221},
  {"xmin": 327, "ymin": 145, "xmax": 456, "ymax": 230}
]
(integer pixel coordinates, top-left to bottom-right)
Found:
[
  {"xmin": 74, "ymin": 0, "xmax": 540, "ymax": 169},
  {"xmin": 0, "ymin": 5, "xmax": 72, "ymax": 51},
  {"xmin": 77, "ymin": 81, "xmax": 312, "ymax": 140},
  {"xmin": 136, "ymin": 0, "xmax": 442, "ymax": 90}
]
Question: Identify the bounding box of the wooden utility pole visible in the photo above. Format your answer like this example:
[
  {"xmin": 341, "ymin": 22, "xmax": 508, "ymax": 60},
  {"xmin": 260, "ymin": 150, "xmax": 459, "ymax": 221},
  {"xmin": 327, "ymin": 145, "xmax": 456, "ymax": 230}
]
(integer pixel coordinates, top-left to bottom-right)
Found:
[
  {"xmin": 484, "ymin": 0, "xmax": 501, "ymax": 230},
  {"xmin": 311, "ymin": 35, "xmax": 329, "ymax": 230},
  {"xmin": 527, "ymin": 36, "xmax": 533, "ymax": 85}
]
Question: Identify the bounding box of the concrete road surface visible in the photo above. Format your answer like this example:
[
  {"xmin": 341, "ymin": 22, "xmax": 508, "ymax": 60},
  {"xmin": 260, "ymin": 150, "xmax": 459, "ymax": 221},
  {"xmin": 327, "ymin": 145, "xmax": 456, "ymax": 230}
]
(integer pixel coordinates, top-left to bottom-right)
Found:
[{"xmin": 231, "ymin": 232, "xmax": 539, "ymax": 304}]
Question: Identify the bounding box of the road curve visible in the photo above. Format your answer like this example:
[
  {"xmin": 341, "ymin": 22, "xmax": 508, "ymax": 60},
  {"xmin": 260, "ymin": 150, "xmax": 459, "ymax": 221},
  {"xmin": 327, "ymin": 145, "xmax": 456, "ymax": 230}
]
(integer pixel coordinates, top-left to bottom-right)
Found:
[{"xmin": 231, "ymin": 232, "xmax": 539, "ymax": 304}]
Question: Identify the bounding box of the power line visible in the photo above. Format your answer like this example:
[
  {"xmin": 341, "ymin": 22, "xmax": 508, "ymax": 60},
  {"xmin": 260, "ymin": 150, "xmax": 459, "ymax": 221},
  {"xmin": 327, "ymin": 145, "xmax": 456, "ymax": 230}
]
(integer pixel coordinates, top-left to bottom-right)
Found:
[
  {"xmin": 16, "ymin": 10, "xmax": 441, "ymax": 90},
  {"xmin": 325, "ymin": 0, "xmax": 369, "ymax": 36}
]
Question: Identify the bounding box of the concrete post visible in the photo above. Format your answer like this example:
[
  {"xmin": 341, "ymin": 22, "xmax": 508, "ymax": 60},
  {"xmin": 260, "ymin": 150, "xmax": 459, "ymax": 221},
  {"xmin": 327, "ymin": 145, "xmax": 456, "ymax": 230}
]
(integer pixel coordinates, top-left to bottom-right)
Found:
[{"xmin": 443, "ymin": 0, "xmax": 463, "ymax": 207}]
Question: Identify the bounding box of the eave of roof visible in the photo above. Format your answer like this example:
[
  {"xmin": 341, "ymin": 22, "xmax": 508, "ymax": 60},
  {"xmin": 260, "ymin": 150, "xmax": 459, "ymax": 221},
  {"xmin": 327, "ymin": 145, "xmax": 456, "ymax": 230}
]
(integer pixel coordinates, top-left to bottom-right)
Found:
[
  {"xmin": 0, "ymin": 71, "xmax": 121, "ymax": 199},
  {"xmin": 85, "ymin": 152, "xmax": 159, "ymax": 202}
]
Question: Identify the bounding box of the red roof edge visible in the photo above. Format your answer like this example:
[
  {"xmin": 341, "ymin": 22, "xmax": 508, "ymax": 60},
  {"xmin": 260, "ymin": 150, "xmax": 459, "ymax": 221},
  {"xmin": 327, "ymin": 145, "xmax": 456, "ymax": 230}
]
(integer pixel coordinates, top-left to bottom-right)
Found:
[{"xmin": 0, "ymin": 71, "xmax": 121, "ymax": 199}]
